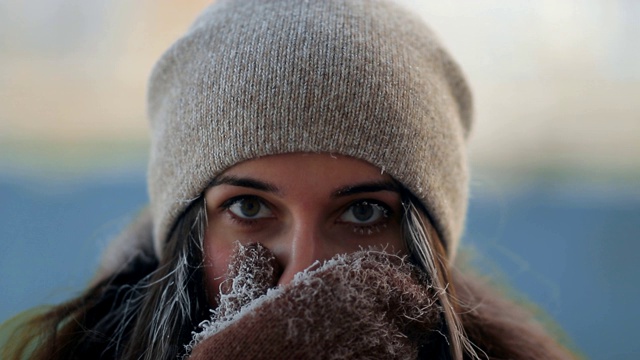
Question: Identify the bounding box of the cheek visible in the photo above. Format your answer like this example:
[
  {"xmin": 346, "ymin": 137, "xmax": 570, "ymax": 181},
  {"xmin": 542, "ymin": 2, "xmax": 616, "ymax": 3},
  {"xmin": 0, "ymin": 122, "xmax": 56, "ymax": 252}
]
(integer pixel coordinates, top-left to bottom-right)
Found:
[
  {"xmin": 384, "ymin": 232, "xmax": 408, "ymax": 255},
  {"xmin": 203, "ymin": 232, "xmax": 235, "ymax": 305},
  {"xmin": 382, "ymin": 217, "xmax": 407, "ymax": 254},
  {"xmin": 336, "ymin": 223, "xmax": 407, "ymax": 255}
]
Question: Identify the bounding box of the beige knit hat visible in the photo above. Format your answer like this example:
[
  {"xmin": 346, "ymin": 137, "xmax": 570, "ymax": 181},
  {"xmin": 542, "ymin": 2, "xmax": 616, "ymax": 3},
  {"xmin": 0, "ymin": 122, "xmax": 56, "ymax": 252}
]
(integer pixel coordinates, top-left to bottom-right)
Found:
[{"xmin": 147, "ymin": 0, "xmax": 473, "ymax": 259}]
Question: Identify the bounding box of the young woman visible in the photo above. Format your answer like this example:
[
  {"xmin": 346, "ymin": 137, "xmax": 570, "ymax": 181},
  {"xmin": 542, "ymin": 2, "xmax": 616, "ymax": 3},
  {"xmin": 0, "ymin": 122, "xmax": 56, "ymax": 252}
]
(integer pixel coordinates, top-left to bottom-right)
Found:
[{"xmin": 2, "ymin": 0, "xmax": 577, "ymax": 359}]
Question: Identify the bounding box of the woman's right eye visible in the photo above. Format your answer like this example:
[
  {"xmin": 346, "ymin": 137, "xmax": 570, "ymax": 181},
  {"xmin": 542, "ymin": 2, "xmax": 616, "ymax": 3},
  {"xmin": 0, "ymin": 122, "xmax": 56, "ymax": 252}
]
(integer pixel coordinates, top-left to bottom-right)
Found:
[{"xmin": 224, "ymin": 196, "xmax": 274, "ymax": 219}]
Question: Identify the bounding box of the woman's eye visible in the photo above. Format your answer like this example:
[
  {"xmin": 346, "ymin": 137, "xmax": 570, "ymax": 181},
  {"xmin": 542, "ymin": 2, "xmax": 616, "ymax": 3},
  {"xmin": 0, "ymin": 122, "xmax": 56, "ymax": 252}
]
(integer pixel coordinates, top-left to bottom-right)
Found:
[
  {"xmin": 226, "ymin": 197, "xmax": 273, "ymax": 219},
  {"xmin": 339, "ymin": 201, "xmax": 388, "ymax": 224}
]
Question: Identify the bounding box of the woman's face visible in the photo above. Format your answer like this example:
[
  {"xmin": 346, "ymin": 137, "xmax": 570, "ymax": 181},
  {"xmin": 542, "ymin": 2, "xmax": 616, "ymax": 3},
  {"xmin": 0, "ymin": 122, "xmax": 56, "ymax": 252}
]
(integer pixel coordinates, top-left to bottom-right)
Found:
[{"xmin": 203, "ymin": 153, "xmax": 407, "ymax": 301}]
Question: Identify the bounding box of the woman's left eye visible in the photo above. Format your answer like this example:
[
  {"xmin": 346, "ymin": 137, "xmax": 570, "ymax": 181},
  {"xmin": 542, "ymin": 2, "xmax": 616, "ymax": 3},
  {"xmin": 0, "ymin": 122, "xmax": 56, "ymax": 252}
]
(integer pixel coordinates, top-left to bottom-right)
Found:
[{"xmin": 339, "ymin": 201, "xmax": 388, "ymax": 224}]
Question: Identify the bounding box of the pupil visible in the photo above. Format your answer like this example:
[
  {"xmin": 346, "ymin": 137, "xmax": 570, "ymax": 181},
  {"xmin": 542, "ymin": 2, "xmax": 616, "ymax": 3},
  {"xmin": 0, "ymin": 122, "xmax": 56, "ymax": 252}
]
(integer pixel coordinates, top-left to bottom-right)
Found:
[
  {"xmin": 240, "ymin": 199, "xmax": 260, "ymax": 217},
  {"xmin": 353, "ymin": 202, "xmax": 373, "ymax": 221}
]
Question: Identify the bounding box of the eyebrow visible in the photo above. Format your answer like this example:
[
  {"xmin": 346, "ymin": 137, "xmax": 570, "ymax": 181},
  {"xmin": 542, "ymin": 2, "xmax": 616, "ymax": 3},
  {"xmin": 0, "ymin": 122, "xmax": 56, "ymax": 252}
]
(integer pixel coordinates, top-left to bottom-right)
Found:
[
  {"xmin": 208, "ymin": 175, "xmax": 280, "ymax": 194},
  {"xmin": 208, "ymin": 176, "xmax": 399, "ymax": 197},
  {"xmin": 332, "ymin": 181, "xmax": 400, "ymax": 198}
]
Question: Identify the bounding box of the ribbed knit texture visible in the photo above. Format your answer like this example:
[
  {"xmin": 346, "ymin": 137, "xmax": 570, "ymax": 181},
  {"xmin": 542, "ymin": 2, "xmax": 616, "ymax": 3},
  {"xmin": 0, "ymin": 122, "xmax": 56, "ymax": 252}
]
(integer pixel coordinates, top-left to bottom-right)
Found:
[{"xmin": 147, "ymin": 0, "xmax": 473, "ymax": 258}]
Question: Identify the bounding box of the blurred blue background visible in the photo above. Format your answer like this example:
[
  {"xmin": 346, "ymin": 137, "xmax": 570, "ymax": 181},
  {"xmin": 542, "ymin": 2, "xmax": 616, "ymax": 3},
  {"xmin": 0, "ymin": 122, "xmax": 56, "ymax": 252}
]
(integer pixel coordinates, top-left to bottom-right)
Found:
[
  {"xmin": 2, "ymin": 170, "xmax": 638, "ymax": 359},
  {"xmin": 1, "ymin": 0, "xmax": 639, "ymax": 359}
]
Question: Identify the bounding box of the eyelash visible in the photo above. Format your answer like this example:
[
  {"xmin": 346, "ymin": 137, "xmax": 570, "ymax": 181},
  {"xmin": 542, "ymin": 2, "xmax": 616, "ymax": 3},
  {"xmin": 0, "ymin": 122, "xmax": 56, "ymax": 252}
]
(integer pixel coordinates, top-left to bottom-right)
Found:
[
  {"xmin": 219, "ymin": 196, "xmax": 393, "ymax": 234},
  {"xmin": 339, "ymin": 200, "xmax": 392, "ymax": 236},
  {"xmin": 220, "ymin": 195, "xmax": 270, "ymax": 226}
]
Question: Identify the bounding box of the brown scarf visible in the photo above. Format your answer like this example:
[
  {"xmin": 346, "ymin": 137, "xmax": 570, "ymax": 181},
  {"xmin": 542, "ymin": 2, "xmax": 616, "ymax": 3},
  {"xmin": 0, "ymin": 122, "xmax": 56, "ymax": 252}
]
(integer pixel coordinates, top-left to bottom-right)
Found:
[{"xmin": 187, "ymin": 243, "xmax": 443, "ymax": 359}]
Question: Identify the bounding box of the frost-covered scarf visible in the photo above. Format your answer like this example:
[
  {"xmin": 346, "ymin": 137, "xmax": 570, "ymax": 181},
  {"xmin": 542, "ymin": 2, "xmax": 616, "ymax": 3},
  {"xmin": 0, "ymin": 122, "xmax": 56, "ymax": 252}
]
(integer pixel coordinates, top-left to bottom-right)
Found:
[{"xmin": 186, "ymin": 243, "xmax": 443, "ymax": 359}]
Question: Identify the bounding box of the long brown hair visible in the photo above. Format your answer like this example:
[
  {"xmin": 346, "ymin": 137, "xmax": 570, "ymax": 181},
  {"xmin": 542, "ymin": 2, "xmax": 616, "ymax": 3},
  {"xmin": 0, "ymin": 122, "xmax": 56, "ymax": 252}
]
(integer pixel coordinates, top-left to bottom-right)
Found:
[
  {"xmin": 1, "ymin": 193, "xmax": 576, "ymax": 359},
  {"xmin": 401, "ymin": 191, "xmax": 577, "ymax": 359},
  {"xmin": 1, "ymin": 198, "xmax": 209, "ymax": 360}
]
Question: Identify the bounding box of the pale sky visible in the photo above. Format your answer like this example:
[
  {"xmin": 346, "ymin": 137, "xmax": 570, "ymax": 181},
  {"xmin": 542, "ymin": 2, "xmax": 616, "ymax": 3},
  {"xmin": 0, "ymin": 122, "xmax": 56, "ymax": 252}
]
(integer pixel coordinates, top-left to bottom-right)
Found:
[{"xmin": 1, "ymin": 0, "xmax": 638, "ymax": 177}]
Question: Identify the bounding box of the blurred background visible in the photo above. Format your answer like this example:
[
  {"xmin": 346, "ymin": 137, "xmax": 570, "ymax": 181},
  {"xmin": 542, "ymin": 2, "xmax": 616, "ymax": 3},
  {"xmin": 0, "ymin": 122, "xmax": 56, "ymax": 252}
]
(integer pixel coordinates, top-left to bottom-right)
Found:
[{"xmin": 1, "ymin": 0, "xmax": 638, "ymax": 358}]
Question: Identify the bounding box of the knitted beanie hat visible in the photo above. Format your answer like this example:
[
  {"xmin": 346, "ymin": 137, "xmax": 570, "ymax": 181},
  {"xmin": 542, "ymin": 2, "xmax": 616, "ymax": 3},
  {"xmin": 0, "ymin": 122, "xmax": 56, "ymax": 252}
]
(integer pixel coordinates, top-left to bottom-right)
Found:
[{"xmin": 147, "ymin": 0, "xmax": 473, "ymax": 259}]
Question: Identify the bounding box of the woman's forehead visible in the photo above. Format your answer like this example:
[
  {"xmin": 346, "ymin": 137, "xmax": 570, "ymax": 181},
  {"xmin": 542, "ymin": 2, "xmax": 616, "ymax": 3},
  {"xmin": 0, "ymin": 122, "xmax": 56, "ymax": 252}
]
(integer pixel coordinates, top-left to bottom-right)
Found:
[
  {"xmin": 212, "ymin": 152, "xmax": 398, "ymax": 197},
  {"xmin": 221, "ymin": 152, "xmax": 391, "ymax": 181}
]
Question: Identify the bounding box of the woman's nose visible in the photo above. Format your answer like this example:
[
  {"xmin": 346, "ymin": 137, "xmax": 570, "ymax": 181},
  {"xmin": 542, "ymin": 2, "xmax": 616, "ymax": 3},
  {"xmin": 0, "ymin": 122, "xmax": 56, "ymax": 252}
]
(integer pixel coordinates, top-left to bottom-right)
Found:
[{"xmin": 275, "ymin": 220, "xmax": 330, "ymax": 286}]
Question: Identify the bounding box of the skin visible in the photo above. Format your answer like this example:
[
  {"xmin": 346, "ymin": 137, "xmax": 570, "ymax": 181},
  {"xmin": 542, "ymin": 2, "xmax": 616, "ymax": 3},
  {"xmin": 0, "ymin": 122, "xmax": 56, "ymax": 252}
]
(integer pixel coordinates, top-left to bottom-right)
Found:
[{"xmin": 203, "ymin": 153, "xmax": 407, "ymax": 302}]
